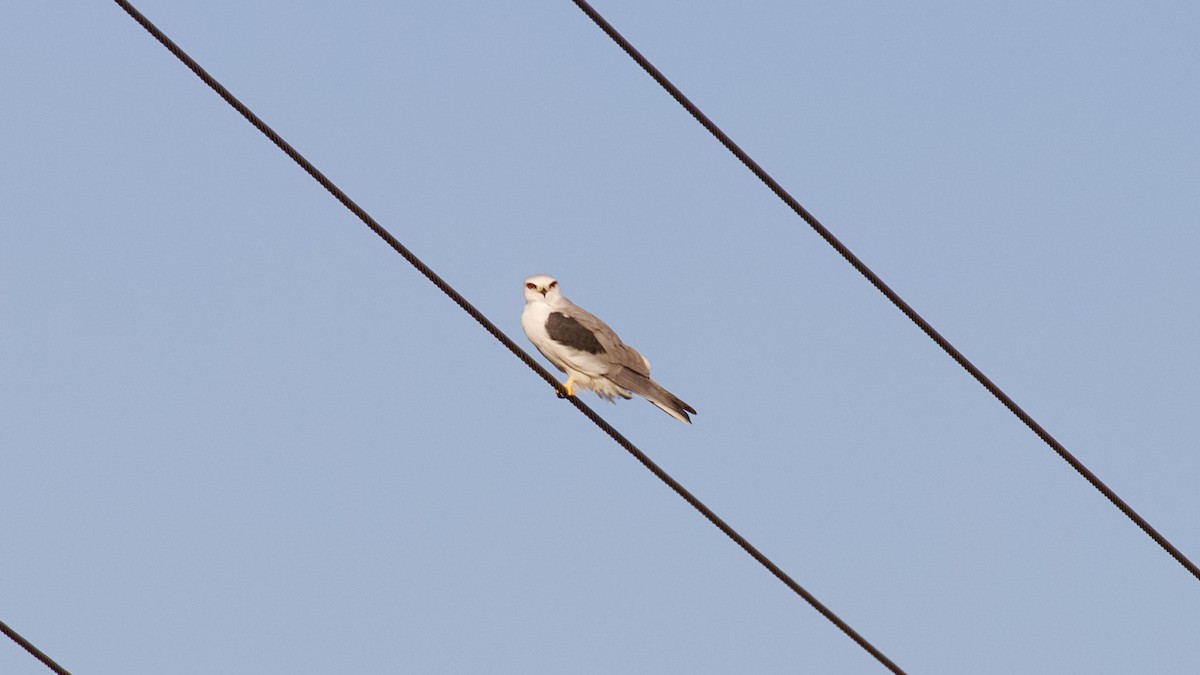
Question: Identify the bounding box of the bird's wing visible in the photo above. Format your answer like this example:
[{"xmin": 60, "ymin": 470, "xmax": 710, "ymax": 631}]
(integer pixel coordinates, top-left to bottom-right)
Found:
[
  {"xmin": 544, "ymin": 311, "xmax": 606, "ymax": 355},
  {"xmin": 552, "ymin": 300, "xmax": 696, "ymax": 423},
  {"xmin": 556, "ymin": 302, "xmax": 650, "ymax": 374}
]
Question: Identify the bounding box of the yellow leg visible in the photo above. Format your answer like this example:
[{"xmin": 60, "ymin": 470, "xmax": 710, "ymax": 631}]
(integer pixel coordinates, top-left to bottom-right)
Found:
[{"xmin": 563, "ymin": 377, "xmax": 576, "ymax": 397}]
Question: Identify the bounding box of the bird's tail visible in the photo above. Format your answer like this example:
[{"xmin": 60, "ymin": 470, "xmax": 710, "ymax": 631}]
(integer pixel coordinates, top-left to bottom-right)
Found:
[{"xmin": 611, "ymin": 368, "xmax": 697, "ymax": 424}]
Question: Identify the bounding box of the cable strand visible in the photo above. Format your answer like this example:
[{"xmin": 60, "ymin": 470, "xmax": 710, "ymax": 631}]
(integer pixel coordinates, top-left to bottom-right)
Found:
[
  {"xmin": 0, "ymin": 619, "xmax": 71, "ymax": 675},
  {"xmin": 568, "ymin": 0, "xmax": 1200, "ymax": 585},
  {"xmin": 105, "ymin": 1, "xmax": 907, "ymax": 673}
]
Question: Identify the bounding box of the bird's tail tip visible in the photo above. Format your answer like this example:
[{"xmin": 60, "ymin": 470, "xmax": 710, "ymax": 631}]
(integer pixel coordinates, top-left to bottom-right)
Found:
[
  {"xmin": 648, "ymin": 392, "xmax": 696, "ymax": 424},
  {"xmin": 611, "ymin": 367, "xmax": 696, "ymax": 424}
]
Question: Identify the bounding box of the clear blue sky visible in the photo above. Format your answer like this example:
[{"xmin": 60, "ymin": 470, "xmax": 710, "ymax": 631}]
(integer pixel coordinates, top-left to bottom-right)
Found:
[{"xmin": 3, "ymin": 1, "xmax": 1199, "ymax": 673}]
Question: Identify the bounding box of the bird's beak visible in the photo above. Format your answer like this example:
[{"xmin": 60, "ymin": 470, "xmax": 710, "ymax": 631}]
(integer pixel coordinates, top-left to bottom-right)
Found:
[{"xmin": 538, "ymin": 288, "xmax": 547, "ymax": 296}]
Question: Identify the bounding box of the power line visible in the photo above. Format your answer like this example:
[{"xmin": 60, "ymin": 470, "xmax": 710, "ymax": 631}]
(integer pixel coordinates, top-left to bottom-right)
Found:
[
  {"xmin": 0, "ymin": 619, "xmax": 71, "ymax": 675},
  {"xmin": 106, "ymin": 1, "xmax": 907, "ymax": 673},
  {"xmin": 568, "ymin": 0, "xmax": 1200, "ymax": 584}
]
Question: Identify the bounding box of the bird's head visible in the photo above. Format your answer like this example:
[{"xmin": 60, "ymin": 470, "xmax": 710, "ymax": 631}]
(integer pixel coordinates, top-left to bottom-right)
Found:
[{"xmin": 523, "ymin": 274, "xmax": 561, "ymax": 303}]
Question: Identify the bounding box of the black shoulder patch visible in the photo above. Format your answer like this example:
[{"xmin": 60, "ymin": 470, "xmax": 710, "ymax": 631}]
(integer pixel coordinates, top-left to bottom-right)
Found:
[{"xmin": 546, "ymin": 312, "xmax": 606, "ymax": 354}]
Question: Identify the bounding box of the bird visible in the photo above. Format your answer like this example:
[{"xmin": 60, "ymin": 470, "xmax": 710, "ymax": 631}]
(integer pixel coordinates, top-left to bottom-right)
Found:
[{"xmin": 521, "ymin": 274, "xmax": 696, "ymax": 424}]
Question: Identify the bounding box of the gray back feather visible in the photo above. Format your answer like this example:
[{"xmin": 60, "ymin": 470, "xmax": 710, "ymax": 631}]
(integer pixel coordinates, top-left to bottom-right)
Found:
[{"xmin": 561, "ymin": 300, "xmax": 650, "ymax": 374}]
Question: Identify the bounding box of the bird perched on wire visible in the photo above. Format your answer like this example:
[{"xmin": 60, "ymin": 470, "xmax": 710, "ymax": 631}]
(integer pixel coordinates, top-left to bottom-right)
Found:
[{"xmin": 521, "ymin": 274, "xmax": 696, "ymax": 424}]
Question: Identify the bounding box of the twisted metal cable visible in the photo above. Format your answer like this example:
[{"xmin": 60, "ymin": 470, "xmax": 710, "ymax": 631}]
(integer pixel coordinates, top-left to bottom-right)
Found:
[
  {"xmin": 568, "ymin": 0, "xmax": 1200, "ymax": 585},
  {"xmin": 0, "ymin": 619, "xmax": 71, "ymax": 675},
  {"xmin": 105, "ymin": 1, "xmax": 907, "ymax": 673}
]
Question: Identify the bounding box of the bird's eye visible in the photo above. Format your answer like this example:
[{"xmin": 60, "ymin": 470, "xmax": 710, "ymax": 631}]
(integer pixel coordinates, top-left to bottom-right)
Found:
[
  {"xmin": 525, "ymin": 282, "xmax": 536, "ymax": 290},
  {"xmin": 549, "ymin": 281, "xmax": 557, "ymax": 289}
]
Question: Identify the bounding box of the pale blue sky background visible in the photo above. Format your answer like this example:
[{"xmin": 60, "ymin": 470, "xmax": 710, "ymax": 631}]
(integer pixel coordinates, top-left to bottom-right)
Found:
[{"xmin": 3, "ymin": 1, "xmax": 1199, "ymax": 673}]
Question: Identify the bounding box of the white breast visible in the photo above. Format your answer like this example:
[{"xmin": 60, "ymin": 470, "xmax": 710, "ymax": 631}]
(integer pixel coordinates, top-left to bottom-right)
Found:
[{"xmin": 521, "ymin": 300, "xmax": 553, "ymax": 345}]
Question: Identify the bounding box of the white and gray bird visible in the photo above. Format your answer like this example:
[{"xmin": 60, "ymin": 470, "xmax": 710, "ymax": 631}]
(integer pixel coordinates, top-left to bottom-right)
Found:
[{"xmin": 521, "ymin": 274, "xmax": 696, "ymax": 424}]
